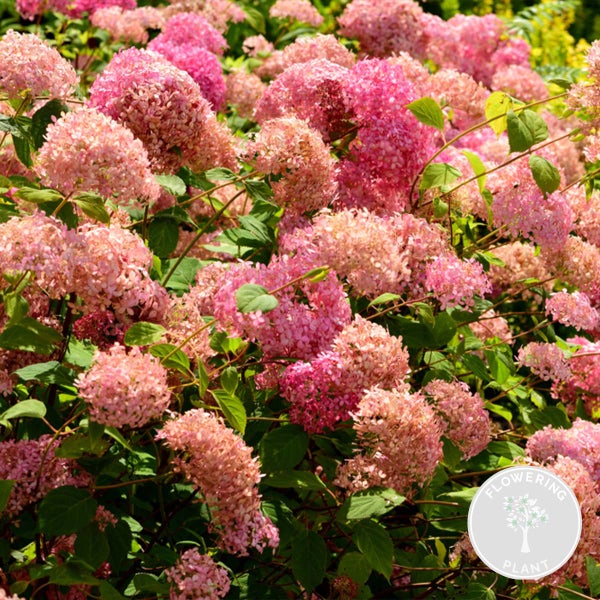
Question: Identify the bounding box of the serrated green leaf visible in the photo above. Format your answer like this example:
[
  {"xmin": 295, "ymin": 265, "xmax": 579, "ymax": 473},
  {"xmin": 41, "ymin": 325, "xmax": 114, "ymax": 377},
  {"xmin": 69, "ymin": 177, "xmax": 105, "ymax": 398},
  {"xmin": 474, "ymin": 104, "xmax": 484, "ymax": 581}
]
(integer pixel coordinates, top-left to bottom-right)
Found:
[
  {"xmin": 420, "ymin": 163, "xmax": 462, "ymax": 191},
  {"xmin": 462, "ymin": 353, "xmax": 490, "ymax": 381},
  {"xmin": 291, "ymin": 531, "xmax": 327, "ymax": 592},
  {"xmin": 0, "ymin": 480, "xmax": 15, "ymax": 515},
  {"xmin": 0, "ymin": 399, "xmax": 46, "ymax": 425},
  {"xmin": 155, "ymin": 174, "xmax": 187, "ymax": 197},
  {"xmin": 148, "ymin": 218, "xmax": 179, "ymax": 258},
  {"xmin": 38, "ymin": 486, "xmax": 97, "ymax": 536},
  {"xmin": 73, "ymin": 192, "xmax": 110, "ymax": 224},
  {"xmin": 74, "ymin": 523, "xmax": 110, "ymax": 569},
  {"xmin": 124, "ymin": 322, "xmax": 166, "ymax": 346},
  {"xmin": 236, "ymin": 283, "xmax": 279, "ymax": 313},
  {"xmin": 260, "ymin": 424, "xmax": 308, "ymax": 472},
  {"xmin": 0, "ymin": 317, "xmax": 62, "ymax": 354},
  {"xmin": 210, "ymin": 389, "xmax": 247, "ymax": 434},
  {"xmin": 353, "ymin": 520, "xmax": 393, "ymax": 579},
  {"xmin": 339, "ymin": 489, "xmax": 405, "ymax": 521},
  {"xmin": 529, "ymin": 154, "xmax": 561, "ymax": 194},
  {"xmin": 406, "ymin": 97, "xmax": 445, "ymax": 131},
  {"xmin": 15, "ymin": 187, "xmax": 63, "ymax": 204},
  {"xmin": 98, "ymin": 582, "xmax": 127, "ymax": 600},
  {"xmin": 485, "ymin": 91, "xmax": 512, "ymax": 135},
  {"xmin": 338, "ymin": 552, "xmax": 372, "ymax": 585}
]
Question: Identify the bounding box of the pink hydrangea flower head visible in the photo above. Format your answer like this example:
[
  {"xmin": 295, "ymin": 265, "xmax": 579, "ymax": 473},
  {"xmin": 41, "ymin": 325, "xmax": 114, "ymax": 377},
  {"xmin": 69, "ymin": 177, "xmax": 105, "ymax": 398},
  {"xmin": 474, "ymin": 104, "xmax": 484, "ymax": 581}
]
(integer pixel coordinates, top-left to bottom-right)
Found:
[
  {"xmin": 0, "ymin": 435, "xmax": 91, "ymax": 516},
  {"xmin": 91, "ymin": 6, "xmax": 166, "ymax": 44},
  {"xmin": 254, "ymin": 59, "xmax": 352, "ymax": 141},
  {"xmin": 0, "ymin": 30, "xmax": 77, "ymax": 100},
  {"xmin": 226, "ymin": 70, "xmax": 266, "ymax": 118},
  {"xmin": 492, "ymin": 37, "xmax": 532, "ymax": 70},
  {"xmin": 424, "ymin": 254, "xmax": 491, "ymax": 310},
  {"xmin": 76, "ymin": 344, "xmax": 171, "ymax": 428},
  {"xmin": 0, "ymin": 591, "xmax": 25, "ymax": 600},
  {"xmin": 518, "ymin": 342, "xmax": 571, "ymax": 382},
  {"xmin": 15, "ymin": 0, "xmax": 71, "ymax": 21},
  {"xmin": 166, "ymin": 548, "xmax": 230, "ymax": 600},
  {"xmin": 162, "ymin": 0, "xmax": 245, "ymax": 33},
  {"xmin": 469, "ymin": 309, "xmax": 513, "ymax": 345},
  {"xmin": 491, "ymin": 65, "xmax": 548, "ymax": 103},
  {"xmin": 89, "ymin": 48, "xmax": 236, "ymax": 173},
  {"xmin": 36, "ymin": 106, "xmax": 161, "ymax": 207},
  {"xmin": 245, "ymin": 117, "xmax": 337, "ymax": 213},
  {"xmin": 546, "ymin": 291, "xmax": 600, "ymax": 331},
  {"xmin": 156, "ymin": 409, "xmax": 279, "ymax": 555},
  {"xmin": 152, "ymin": 12, "xmax": 227, "ymax": 55},
  {"xmin": 147, "ymin": 40, "xmax": 226, "ymax": 110},
  {"xmin": 585, "ymin": 39, "xmax": 600, "ymax": 81},
  {"xmin": 566, "ymin": 186, "xmax": 600, "ymax": 246},
  {"xmin": 334, "ymin": 387, "xmax": 444, "ymax": 497},
  {"xmin": 269, "ymin": 0, "xmax": 323, "ymax": 26},
  {"xmin": 69, "ymin": 0, "xmax": 135, "ymax": 18},
  {"xmin": 424, "ymin": 379, "xmax": 491, "ymax": 460},
  {"xmin": 72, "ymin": 310, "xmax": 126, "ymax": 349},
  {"xmin": 338, "ymin": 0, "xmax": 428, "ymax": 59},
  {"xmin": 242, "ymin": 34, "xmax": 274, "ymax": 58}
]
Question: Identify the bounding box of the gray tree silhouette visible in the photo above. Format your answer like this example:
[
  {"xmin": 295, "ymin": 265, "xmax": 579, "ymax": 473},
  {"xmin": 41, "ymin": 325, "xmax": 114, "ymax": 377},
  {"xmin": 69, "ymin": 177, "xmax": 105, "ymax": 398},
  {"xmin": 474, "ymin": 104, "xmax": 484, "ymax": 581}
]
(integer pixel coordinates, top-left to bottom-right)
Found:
[{"xmin": 504, "ymin": 494, "xmax": 549, "ymax": 553}]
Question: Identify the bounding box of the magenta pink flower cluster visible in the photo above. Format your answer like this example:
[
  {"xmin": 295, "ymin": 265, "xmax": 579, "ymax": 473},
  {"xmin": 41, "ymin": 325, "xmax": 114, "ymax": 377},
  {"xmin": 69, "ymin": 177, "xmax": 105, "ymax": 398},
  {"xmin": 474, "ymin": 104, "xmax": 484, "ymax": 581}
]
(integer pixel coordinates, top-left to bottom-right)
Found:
[{"xmin": 156, "ymin": 409, "xmax": 279, "ymax": 555}]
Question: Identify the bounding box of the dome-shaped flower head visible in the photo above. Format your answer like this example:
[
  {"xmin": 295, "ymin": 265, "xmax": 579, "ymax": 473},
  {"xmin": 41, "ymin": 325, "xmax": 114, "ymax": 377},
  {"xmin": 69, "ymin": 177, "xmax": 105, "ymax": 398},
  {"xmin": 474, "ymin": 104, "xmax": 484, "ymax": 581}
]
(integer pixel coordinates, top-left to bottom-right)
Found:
[
  {"xmin": 226, "ymin": 70, "xmax": 267, "ymax": 119},
  {"xmin": 89, "ymin": 48, "xmax": 236, "ymax": 173},
  {"xmin": 255, "ymin": 59, "xmax": 353, "ymax": 141},
  {"xmin": 245, "ymin": 117, "xmax": 337, "ymax": 213},
  {"xmin": 0, "ymin": 30, "xmax": 77, "ymax": 100},
  {"xmin": 156, "ymin": 409, "xmax": 279, "ymax": 555},
  {"xmin": 338, "ymin": 0, "xmax": 428, "ymax": 59},
  {"xmin": 90, "ymin": 6, "xmax": 166, "ymax": 44},
  {"xmin": 147, "ymin": 41, "xmax": 226, "ymax": 110},
  {"xmin": 36, "ymin": 106, "xmax": 160, "ymax": 207},
  {"xmin": 152, "ymin": 12, "xmax": 227, "ymax": 55},
  {"xmin": 76, "ymin": 344, "xmax": 171, "ymax": 428},
  {"xmin": 269, "ymin": 0, "xmax": 323, "ymax": 27}
]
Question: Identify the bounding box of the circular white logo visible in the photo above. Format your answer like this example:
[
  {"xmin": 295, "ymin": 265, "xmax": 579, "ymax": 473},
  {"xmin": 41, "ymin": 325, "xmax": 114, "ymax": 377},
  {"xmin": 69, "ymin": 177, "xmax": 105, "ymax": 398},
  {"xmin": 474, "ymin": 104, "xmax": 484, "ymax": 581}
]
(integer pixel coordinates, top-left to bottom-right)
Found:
[{"xmin": 467, "ymin": 466, "xmax": 582, "ymax": 579}]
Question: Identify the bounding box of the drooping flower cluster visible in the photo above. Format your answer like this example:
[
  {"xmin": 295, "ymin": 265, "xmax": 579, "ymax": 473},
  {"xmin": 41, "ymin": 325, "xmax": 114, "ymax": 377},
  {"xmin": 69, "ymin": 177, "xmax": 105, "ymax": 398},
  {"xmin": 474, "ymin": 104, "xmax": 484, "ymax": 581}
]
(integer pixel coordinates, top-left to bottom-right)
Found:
[
  {"xmin": 0, "ymin": 30, "xmax": 77, "ymax": 100},
  {"xmin": 545, "ymin": 291, "xmax": 600, "ymax": 332},
  {"xmin": 517, "ymin": 342, "xmax": 571, "ymax": 382},
  {"xmin": 76, "ymin": 344, "xmax": 171, "ymax": 428},
  {"xmin": 36, "ymin": 106, "xmax": 161, "ymax": 206},
  {"xmin": 423, "ymin": 379, "xmax": 491, "ymax": 460},
  {"xmin": 335, "ymin": 387, "xmax": 444, "ymax": 497},
  {"xmin": 0, "ymin": 435, "xmax": 91, "ymax": 516},
  {"xmin": 165, "ymin": 548, "xmax": 230, "ymax": 600},
  {"xmin": 156, "ymin": 409, "xmax": 279, "ymax": 555}
]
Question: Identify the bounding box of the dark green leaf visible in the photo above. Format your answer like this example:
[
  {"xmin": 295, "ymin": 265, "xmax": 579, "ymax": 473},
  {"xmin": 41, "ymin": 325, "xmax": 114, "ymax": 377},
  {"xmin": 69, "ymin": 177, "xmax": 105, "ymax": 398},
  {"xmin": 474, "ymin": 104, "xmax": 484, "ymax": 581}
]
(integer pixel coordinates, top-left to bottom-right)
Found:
[
  {"xmin": 220, "ymin": 366, "xmax": 239, "ymax": 394},
  {"xmin": 132, "ymin": 573, "xmax": 170, "ymax": 594},
  {"xmin": 529, "ymin": 154, "xmax": 561, "ymax": 194},
  {"xmin": 48, "ymin": 560, "xmax": 100, "ymax": 586},
  {"xmin": 260, "ymin": 424, "xmax": 309, "ymax": 472},
  {"xmin": 0, "ymin": 399, "xmax": 46, "ymax": 425},
  {"xmin": 406, "ymin": 97, "xmax": 445, "ymax": 131},
  {"xmin": 506, "ymin": 109, "xmax": 548, "ymax": 152},
  {"xmin": 291, "ymin": 531, "xmax": 327, "ymax": 592},
  {"xmin": 155, "ymin": 174, "xmax": 187, "ymax": 197},
  {"xmin": 15, "ymin": 187, "xmax": 63, "ymax": 204},
  {"xmin": 73, "ymin": 192, "xmax": 110, "ymax": 224},
  {"xmin": 264, "ymin": 471, "xmax": 326, "ymax": 491},
  {"xmin": 353, "ymin": 520, "xmax": 393, "ymax": 579},
  {"xmin": 148, "ymin": 218, "xmax": 179, "ymax": 258},
  {"xmin": 161, "ymin": 257, "xmax": 203, "ymax": 292},
  {"xmin": 74, "ymin": 523, "xmax": 109, "ymax": 569},
  {"xmin": 236, "ymin": 283, "xmax": 279, "ymax": 313},
  {"xmin": 462, "ymin": 354, "xmax": 490, "ymax": 381},
  {"xmin": 463, "ymin": 582, "xmax": 496, "ymax": 600},
  {"xmin": 586, "ymin": 556, "xmax": 600, "ymax": 598},
  {"xmin": 420, "ymin": 163, "xmax": 462, "ymax": 190},
  {"xmin": 0, "ymin": 115, "xmax": 21, "ymax": 134},
  {"xmin": 12, "ymin": 135, "xmax": 32, "ymax": 168},
  {"xmin": 4, "ymin": 292, "xmax": 29, "ymax": 325},
  {"xmin": 244, "ymin": 180, "xmax": 274, "ymax": 203},
  {"xmin": 0, "ymin": 317, "xmax": 62, "ymax": 354},
  {"xmin": 211, "ymin": 389, "xmax": 247, "ymax": 434},
  {"xmin": 338, "ymin": 488, "xmax": 405, "ymax": 521},
  {"xmin": 106, "ymin": 519, "xmax": 133, "ymax": 570},
  {"xmin": 31, "ymin": 100, "xmax": 68, "ymax": 149},
  {"xmin": 15, "ymin": 360, "xmax": 75, "ymax": 386},
  {"xmin": 98, "ymin": 582, "xmax": 127, "ymax": 600},
  {"xmin": 204, "ymin": 167, "xmax": 238, "ymax": 182},
  {"xmin": 433, "ymin": 312, "xmax": 457, "ymax": 346},
  {"xmin": 0, "ymin": 480, "xmax": 15, "ymax": 515},
  {"xmin": 38, "ymin": 486, "xmax": 97, "ymax": 536},
  {"xmin": 148, "ymin": 343, "xmax": 191, "ymax": 373},
  {"xmin": 338, "ymin": 551, "xmax": 372, "ymax": 584},
  {"xmin": 124, "ymin": 322, "xmax": 166, "ymax": 346}
]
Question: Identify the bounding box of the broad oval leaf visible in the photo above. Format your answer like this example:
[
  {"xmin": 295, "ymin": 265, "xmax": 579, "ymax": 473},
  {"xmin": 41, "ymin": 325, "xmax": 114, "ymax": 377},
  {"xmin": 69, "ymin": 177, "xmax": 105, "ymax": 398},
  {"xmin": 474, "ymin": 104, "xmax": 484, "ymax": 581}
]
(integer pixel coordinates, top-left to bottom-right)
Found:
[
  {"xmin": 260, "ymin": 424, "xmax": 309, "ymax": 472},
  {"xmin": 155, "ymin": 174, "xmax": 187, "ymax": 197},
  {"xmin": 0, "ymin": 399, "xmax": 47, "ymax": 425},
  {"xmin": 38, "ymin": 486, "xmax": 98, "ymax": 536},
  {"xmin": 123, "ymin": 322, "xmax": 166, "ymax": 346},
  {"xmin": 406, "ymin": 97, "xmax": 445, "ymax": 131},
  {"xmin": 420, "ymin": 163, "xmax": 462, "ymax": 191},
  {"xmin": 291, "ymin": 531, "xmax": 327, "ymax": 593},
  {"xmin": 353, "ymin": 520, "xmax": 394, "ymax": 579},
  {"xmin": 73, "ymin": 192, "xmax": 110, "ymax": 224},
  {"xmin": 210, "ymin": 389, "xmax": 247, "ymax": 434},
  {"xmin": 485, "ymin": 91, "xmax": 512, "ymax": 135},
  {"xmin": 236, "ymin": 283, "xmax": 279, "ymax": 313},
  {"xmin": 529, "ymin": 154, "xmax": 561, "ymax": 194}
]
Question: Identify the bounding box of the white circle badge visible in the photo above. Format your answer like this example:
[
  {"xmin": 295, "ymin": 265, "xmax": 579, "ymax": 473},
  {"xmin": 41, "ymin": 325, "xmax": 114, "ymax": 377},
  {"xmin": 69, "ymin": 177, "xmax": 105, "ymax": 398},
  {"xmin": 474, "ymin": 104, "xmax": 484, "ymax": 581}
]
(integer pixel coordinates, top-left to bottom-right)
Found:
[{"xmin": 467, "ymin": 466, "xmax": 582, "ymax": 579}]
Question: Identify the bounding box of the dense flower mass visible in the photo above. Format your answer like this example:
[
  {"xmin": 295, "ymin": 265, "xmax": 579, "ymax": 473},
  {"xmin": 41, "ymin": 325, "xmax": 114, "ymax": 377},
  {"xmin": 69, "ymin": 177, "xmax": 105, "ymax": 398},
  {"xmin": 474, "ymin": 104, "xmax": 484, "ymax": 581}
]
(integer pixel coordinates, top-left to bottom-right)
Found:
[
  {"xmin": 157, "ymin": 409, "xmax": 279, "ymax": 555},
  {"xmin": 269, "ymin": 0, "xmax": 322, "ymax": 26},
  {"xmin": 166, "ymin": 549, "xmax": 230, "ymax": 600},
  {"xmin": 517, "ymin": 342, "xmax": 571, "ymax": 382}
]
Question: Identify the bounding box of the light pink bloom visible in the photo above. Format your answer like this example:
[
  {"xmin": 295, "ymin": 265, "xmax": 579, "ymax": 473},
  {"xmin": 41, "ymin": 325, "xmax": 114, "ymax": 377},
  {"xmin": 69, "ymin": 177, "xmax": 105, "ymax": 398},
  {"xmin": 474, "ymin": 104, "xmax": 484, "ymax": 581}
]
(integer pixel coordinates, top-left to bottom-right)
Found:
[{"xmin": 166, "ymin": 549, "xmax": 230, "ymax": 600}]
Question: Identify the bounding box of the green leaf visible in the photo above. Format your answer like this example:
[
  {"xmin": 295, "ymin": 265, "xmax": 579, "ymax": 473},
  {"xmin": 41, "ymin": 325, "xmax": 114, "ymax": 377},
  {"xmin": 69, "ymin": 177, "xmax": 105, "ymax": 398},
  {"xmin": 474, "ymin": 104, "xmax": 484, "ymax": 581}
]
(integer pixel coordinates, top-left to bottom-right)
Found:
[
  {"xmin": 38, "ymin": 486, "xmax": 98, "ymax": 536},
  {"xmin": 462, "ymin": 353, "xmax": 490, "ymax": 382},
  {"xmin": 291, "ymin": 531, "xmax": 327, "ymax": 593},
  {"xmin": 15, "ymin": 187, "xmax": 63, "ymax": 204},
  {"xmin": 48, "ymin": 560, "xmax": 100, "ymax": 586},
  {"xmin": 368, "ymin": 293, "xmax": 401, "ymax": 307},
  {"xmin": 406, "ymin": 97, "xmax": 445, "ymax": 131},
  {"xmin": 73, "ymin": 192, "xmax": 110, "ymax": 224},
  {"xmin": 132, "ymin": 573, "xmax": 170, "ymax": 594},
  {"xmin": 15, "ymin": 360, "xmax": 74, "ymax": 386},
  {"xmin": 0, "ymin": 317, "xmax": 62, "ymax": 354},
  {"xmin": 529, "ymin": 154, "xmax": 561, "ymax": 194},
  {"xmin": 485, "ymin": 91, "xmax": 512, "ymax": 135},
  {"xmin": 338, "ymin": 552, "xmax": 372, "ymax": 585},
  {"xmin": 31, "ymin": 100, "xmax": 68, "ymax": 150},
  {"xmin": 220, "ymin": 366, "xmax": 239, "ymax": 394},
  {"xmin": 155, "ymin": 174, "xmax": 187, "ymax": 197},
  {"xmin": 486, "ymin": 441, "xmax": 525, "ymax": 459},
  {"xmin": 506, "ymin": 109, "xmax": 548, "ymax": 152},
  {"xmin": 151, "ymin": 343, "xmax": 192, "ymax": 373},
  {"xmin": 148, "ymin": 218, "xmax": 180, "ymax": 258},
  {"xmin": 0, "ymin": 399, "xmax": 46, "ymax": 426},
  {"xmin": 106, "ymin": 519, "xmax": 133, "ymax": 570},
  {"xmin": 420, "ymin": 163, "xmax": 462, "ymax": 191},
  {"xmin": 3, "ymin": 291, "xmax": 29, "ymax": 325},
  {"xmin": 12, "ymin": 135, "xmax": 32, "ymax": 168},
  {"xmin": 236, "ymin": 283, "xmax": 279, "ymax": 313},
  {"xmin": 304, "ymin": 266, "xmax": 330, "ymax": 282},
  {"xmin": 462, "ymin": 150, "xmax": 487, "ymax": 192},
  {"xmin": 74, "ymin": 523, "xmax": 109, "ymax": 569},
  {"xmin": 161, "ymin": 257, "xmax": 203, "ymax": 292},
  {"xmin": 353, "ymin": 520, "xmax": 393, "ymax": 579},
  {"xmin": 244, "ymin": 179, "xmax": 274, "ymax": 203},
  {"xmin": 0, "ymin": 480, "xmax": 15, "ymax": 515},
  {"xmin": 260, "ymin": 424, "xmax": 309, "ymax": 472},
  {"xmin": 464, "ymin": 582, "xmax": 496, "ymax": 600},
  {"xmin": 98, "ymin": 582, "xmax": 127, "ymax": 600},
  {"xmin": 204, "ymin": 167, "xmax": 238, "ymax": 182},
  {"xmin": 433, "ymin": 312, "xmax": 457, "ymax": 346},
  {"xmin": 264, "ymin": 471, "xmax": 327, "ymax": 491},
  {"xmin": 339, "ymin": 489, "xmax": 405, "ymax": 521},
  {"xmin": 244, "ymin": 6, "xmax": 266, "ymax": 33},
  {"xmin": 484, "ymin": 349, "xmax": 512, "ymax": 385},
  {"xmin": 210, "ymin": 389, "xmax": 247, "ymax": 434},
  {"xmin": 586, "ymin": 556, "xmax": 600, "ymax": 598},
  {"xmin": 123, "ymin": 322, "xmax": 166, "ymax": 346}
]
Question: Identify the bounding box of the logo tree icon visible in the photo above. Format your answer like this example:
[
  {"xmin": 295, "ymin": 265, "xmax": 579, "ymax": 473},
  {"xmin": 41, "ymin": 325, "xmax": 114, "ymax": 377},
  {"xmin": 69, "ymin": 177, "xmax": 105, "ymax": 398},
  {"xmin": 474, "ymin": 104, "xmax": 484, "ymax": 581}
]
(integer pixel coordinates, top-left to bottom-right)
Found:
[{"xmin": 504, "ymin": 494, "xmax": 549, "ymax": 553}]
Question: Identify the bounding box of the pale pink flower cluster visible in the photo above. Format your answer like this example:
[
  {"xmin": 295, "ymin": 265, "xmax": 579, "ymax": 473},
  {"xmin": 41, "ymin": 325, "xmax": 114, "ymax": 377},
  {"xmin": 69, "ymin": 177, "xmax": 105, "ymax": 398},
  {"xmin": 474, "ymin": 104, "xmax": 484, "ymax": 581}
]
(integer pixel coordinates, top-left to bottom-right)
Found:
[
  {"xmin": 226, "ymin": 70, "xmax": 266, "ymax": 119},
  {"xmin": 527, "ymin": 419, "xmax": 600, "ymax": 486},
  {"xmin": 91, "ymin": 6, "xmax": 166, "ymax": 44},
  {"xmin": 245, "ymin": 117, "xmax": 337, "ymax": 213},
  {"xmin": 157, "ymin": 409, "xmax": 279, "ymax": 555},
  {"xmin": 166, "ymin": 548, "xmax": 230, "ymax": 600},
  {"xmin": 469, "ymin": 309, "xmax": 513, "ymax": 345},
  {"xmin": 152, "ymin": 12, "xmax": 227, "ymax": 55},
  {"xmin": 269, "ymin": 0, "xmax": 322, "ymax": 26},
  {"xmin": 334, "ymin": 387, "xmax": 444, "ymax": 497},
  {"xmin": 94, "ymin": 505, "xmax": 118, "ymax": 532},
  {"xmin": 36, "ymin": 106, "xmax": 161, "ymax": 207},
  {"xmin": 0, "ymin": 30, "xmax": 77, "ymax": 100},
  {"xmin": 546, "ymin": 291, "xmax": 600, "ymax": 331},
  {"xmin": 338, "ymin": 0, "xmax": 428, "ymax": 59},
  {"xmin": 254, "ymin": 59, "xmax": 351, "ymax": 141},
  {"xmin": 0, "ymin": 435, "xmax": 91, "ymax": 516},
  {"xmin": 424, "ymin": 255, "xmax": 491, "ymax": 310},
  {"xmin": 242, "ymin": 34, "xmax": 274, "ymax": 58},
  {"xmin": 76, "ymin": 344, "xmax": 171, "ymax": 428},
  {"xmin": 280, "ymin": 317, "xmax": 410, "ymax": 432},
  {"xmin": 0, "ymin": 591, "xmax": 24, "ymax": 600},
  {"xmin": 424, "ymin": 379, "xmax": 491, "ymax": 460},
  {"xmin": 566, "ymin": 187, "xmax": 600, "ymax": 246},
  {"xmin": 517, "ymin": 342, "xmax": 571, "ymax": 382},
  {"xmin": 490, "ymin": 65, "xmax": 548, "ymax": 103},
  {"xmin": 89, "ymin": 48, "xmax": 236, "ymax": 173},
  {"xmin": 163, "ymin": 0, "xmax": 246, "ymax": 33},
  {"xmin": 213, "ymin": 255, "xmax": 351, "ymax": 361}
]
